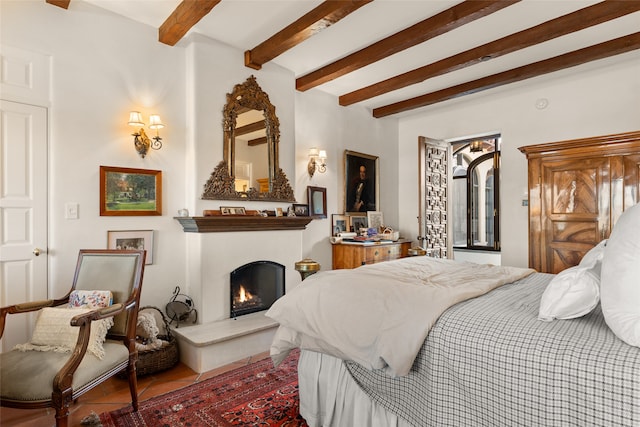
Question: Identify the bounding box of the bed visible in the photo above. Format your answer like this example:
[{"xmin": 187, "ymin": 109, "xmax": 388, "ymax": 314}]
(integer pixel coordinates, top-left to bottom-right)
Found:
[{"xmin": 265, "ymin": 205, "xmax": 640, "ymax": 427}]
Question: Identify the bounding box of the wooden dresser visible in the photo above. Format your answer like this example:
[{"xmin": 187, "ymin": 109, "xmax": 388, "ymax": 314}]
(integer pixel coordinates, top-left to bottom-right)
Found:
[
  {"xmin": 519, "ymin": 131, "xmax": 640, "ymax": 274},
  {"xmin": 332, "ymin": 239, "xmax": 412, "ymax": 269}
]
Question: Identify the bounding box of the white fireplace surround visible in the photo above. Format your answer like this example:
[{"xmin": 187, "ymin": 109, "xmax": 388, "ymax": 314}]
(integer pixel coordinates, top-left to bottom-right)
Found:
[{"xmin": 171, "ymin": 229, "xmax": 305, "ymax": 373}]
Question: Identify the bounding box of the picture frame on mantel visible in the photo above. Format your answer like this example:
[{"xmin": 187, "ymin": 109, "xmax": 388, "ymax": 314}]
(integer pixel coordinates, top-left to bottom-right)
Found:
[
  {"xmin": 307, "ymin": 186, "xmax": 327, "ymax": 219},
  {"xmin": 100, "ymin": 166, "xmax": 162, "ymax": 216}
]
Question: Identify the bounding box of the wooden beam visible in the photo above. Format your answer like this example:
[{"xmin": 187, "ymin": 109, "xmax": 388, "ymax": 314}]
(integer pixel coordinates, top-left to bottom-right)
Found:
[
  {"xmin": 372, "ymin": 32, "xmax": 640, "ymax": 118},
  {"xmin": 296, "ymin": 0, "xmax": 519, "ymax": 91},
  {"xmin": 248, "ymin": 137, "xmax": 268, "ymax": 146},
  {"xmin": 46, "ymin": 0, "xmax": 70, "ymax": 9},
  {"xmin": 236, "ymin": 121, "xmax": 266, "ymax": 136},
  {"xmin": 245, "ymin": 0, "xmax": 372, "ymax": 70},
  {"xmin": 159, "ymin": 0, "xmax": 221, "ymax": 46},
  {"xmin": 340, "ymin": 0, "xmax": 640, "ymax": 106}
]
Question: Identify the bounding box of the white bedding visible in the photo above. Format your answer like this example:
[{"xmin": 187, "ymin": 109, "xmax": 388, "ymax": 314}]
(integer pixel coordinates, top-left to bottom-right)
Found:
[{"xmin": 266, "ymin": 256, "xmax": 534, "ymax": 377}]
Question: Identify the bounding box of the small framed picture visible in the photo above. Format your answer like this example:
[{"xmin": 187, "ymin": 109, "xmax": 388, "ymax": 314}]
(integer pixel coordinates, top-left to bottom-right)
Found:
[
  {"xmin": 107, "ymin": 230, "xmax": 154, "ymax": 264},
  {"xmin": 307, "ymin": 186, "xmax": 327, "ymax": 219},
  {"xmin": 221, "ymin": 206, "xmax": 246, "ymax": 215},
  {"xmin": 332, "ymin": 214, "xmax": 350, "ymax": 236},
  {"xmin": 100, "ymin": 166, "xmax": 162, "ymax": 216},
  {"xmin": 292, "ymin": 203, "xmax": 309, "ymax": 216},
  {"xmin": 367, "ymin": 211, "xmax": 384, "ymax": 230},
  {"xmin": 349, "ymin": 214, "xmax": 368, "ymax": 232},
  {"xmin": 275, "ymin": 207, "xmax": 284, "ymax": 217}
]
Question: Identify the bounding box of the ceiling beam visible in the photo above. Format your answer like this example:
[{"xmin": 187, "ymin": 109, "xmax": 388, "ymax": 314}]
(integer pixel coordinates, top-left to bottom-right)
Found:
[
  {"xmin": 248, "ymin": 137, "xmax": 268, "ymax": 146},
  {"xmin": 295, "ymin": 0, "xmax": 519, "ymax": 92},
  {"xmin": 46, "ymin": 0, "xmax": 70, "ymax": 9},
  {"xmin": 236, "ymin": 121, "xmax": 266, "ymax": 136},
  {"xmin": 341, "ymin": 0, "xmax": 640, "ymax": 106},
  {"xmin": 245, "ymin": 0, "xmax": 373, "ymax": 70},
  {"xmin": 373, "ymin": 32, "xmax": 640, "ymax": 118},
  {"xmin": 159, "ymin": 0, "xmax": 221, "ymax": 46}
]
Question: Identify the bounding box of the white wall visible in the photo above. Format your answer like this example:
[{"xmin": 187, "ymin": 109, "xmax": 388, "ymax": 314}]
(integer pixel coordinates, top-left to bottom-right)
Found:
[
  {"xmin": 398, "ymin": 51, "xmax": 640, "ymax": 268},
  {"xmin": 1, "ymin": 1, "xmax": 399, "ymax": 312},
  {"xmin": 1, "ymin": 1, "xmax": 187, "ymax": 308},
  {"xmin": 294, "ymin": 90, "xmax": 400, "ymax": 270}
]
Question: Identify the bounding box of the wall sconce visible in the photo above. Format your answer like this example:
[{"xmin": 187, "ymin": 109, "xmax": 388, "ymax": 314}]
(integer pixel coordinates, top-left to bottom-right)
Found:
[
  {"xmin": 308, "ymin": 147, "xmax": 327, "ymax": 178},
  {"xmin": 469, "ymin": 140, "xmax": 484, "ymax": 153},
  {"xmin": 128, "ymin": 111, "xmax": 164, "ymax": 158}
]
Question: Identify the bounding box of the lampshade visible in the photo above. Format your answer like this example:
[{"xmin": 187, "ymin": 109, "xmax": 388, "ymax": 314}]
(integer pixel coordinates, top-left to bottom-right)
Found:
[
  {"xmin": 318, "ymin": 150, "xmax": 327, "ymax": 160},
  {"xmin": 309, "ymin": 147, "xmax": 319, "ymax": 157},
  {"xmin": 470, "ymin": 140, "xmax": 483, "ymax": 152},
  {"xmin": 149, "ymin": 114, "xmax": 164, "ymax": 129},
  {"xmin": 128, "ymin": 111, "xmax": 145, "ymax": 127}
]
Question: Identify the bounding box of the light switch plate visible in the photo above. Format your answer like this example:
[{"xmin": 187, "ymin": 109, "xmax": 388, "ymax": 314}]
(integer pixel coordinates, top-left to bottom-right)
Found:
[{"xmin": 65, "ymin": 202, "xmax": 79, "ymax": 219}]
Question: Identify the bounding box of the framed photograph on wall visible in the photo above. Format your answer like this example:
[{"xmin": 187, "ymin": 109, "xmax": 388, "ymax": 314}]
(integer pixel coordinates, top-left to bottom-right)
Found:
[
  {"xmin": 100, "ymin": 166, "xmax": 162, "ymax": 216},
  {"xmin": 107, "ymin": 230, "xmax": 154, "ymax": 264},
  {"xmin": 344, "ymin": 150, "xmax": 379, "ymax": 214},
  {"xmin": 307, "ymin": 186, "xmax": 327, "ymax": 218},
  {"xmin": 349, "ymin": 214, "xmax": 368, "ymax": 233},
  {"xmin": 332, "ymin": 214, "xmax": 350, "ymax": 235}
]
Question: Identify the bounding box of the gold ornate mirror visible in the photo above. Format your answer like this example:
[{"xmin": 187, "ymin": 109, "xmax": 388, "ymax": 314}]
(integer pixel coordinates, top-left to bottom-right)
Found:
[{"xmin": 202, "ymin": 76, "xmax": 295, "ymax": 202}]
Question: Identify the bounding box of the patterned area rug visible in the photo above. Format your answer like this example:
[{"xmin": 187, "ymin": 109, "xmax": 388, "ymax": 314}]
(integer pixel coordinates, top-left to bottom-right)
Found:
[{"xmin": 99, "ymin": 350, "xmax": 308, "ymax": 426}]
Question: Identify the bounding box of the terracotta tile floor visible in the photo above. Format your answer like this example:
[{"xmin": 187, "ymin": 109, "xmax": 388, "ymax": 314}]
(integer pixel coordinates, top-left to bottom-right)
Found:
[{"xmin": 0, "ymin": 351, "xmax": 271, "ymax": 427}]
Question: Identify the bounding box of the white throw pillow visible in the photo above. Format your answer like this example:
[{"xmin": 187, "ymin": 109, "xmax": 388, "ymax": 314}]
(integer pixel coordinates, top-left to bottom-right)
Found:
[
  {"xmin": 601, "ymin": 203, "xmax": 640, "ymax": 347},
  {"xmin": 538, "ymin": 265, "xmax": 600, "ymax": 321},
  {"xmin": 538, "ymin": 240, "xmax": 607, "ymax": 321},
  {"xmin": 14, "ymin": 307, "xmax": 113, "ymax": 359}
]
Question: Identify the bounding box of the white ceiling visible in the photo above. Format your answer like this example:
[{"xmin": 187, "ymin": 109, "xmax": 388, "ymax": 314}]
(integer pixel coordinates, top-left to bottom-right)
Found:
[{"xmin": 84, "ymin": 0, "xmax": 640, "ymax": 118}]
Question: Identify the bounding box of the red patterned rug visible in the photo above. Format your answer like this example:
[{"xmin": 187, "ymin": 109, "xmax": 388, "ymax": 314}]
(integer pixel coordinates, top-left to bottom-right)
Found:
[{"xmin": 99, "ymin": 350, "xmax": 308, "ymax": 426}]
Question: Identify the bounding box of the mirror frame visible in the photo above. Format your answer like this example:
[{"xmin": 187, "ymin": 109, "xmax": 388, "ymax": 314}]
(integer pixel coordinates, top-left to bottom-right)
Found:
[{"xmin": 202, "ymin": 76, "xmax": 295, "ymax": 202}]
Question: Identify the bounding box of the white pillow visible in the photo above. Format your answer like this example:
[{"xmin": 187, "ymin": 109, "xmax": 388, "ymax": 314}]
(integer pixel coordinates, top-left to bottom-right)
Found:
[
  {"xmin": 601, "ymin": 203, "xmax": 640, "ymax": 347},
  {"xmin": 538, "ymin": 240, "xmax": 607, "ymax": 321},
  {"xmin": 14, "ymin": 307, "xmax": 113, "ymax": 359},
  {"xmin": 538, "ymin": 265, "xmax": 600, "ymax": 321}
]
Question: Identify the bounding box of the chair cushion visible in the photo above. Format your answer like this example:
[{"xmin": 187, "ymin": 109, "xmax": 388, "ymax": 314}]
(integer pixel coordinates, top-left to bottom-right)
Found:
[
  {"xmin": 13, "ymin": 307, "xmax": 113, "ymax": 359},
  {"xmin": 0, "ymin": 341, "xmax": 129, "ymax": 401},
  {"xmin": 68, "ymin": 290, "xmax": 113, "ymax": 308}
]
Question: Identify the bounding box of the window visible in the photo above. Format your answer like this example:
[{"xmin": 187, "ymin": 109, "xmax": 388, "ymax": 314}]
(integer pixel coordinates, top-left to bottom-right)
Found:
[{"xmin": 451, "ymin": 136, "xmax": 500, "ymax": 251}]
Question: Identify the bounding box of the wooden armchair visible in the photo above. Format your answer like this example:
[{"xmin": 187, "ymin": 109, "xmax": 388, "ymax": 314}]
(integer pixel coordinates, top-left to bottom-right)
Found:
[{"xmin": 0, "ymin": 249, "xmax": 146, "ymax": 427}]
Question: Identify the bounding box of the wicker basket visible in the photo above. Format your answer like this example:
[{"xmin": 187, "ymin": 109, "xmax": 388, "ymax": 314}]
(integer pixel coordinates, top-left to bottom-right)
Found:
[{"xmin": 118, "ymin": 306, "xmax": 179, "ymax": 377}]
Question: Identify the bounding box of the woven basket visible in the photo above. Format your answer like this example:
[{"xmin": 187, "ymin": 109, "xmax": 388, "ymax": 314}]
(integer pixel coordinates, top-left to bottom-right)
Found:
[{"xmin": 118, "ymin": 306, "xmax": 179, "ymax": 377}]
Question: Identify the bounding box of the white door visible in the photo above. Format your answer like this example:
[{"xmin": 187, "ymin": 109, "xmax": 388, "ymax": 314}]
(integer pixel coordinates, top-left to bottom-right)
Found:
[{"xmin": 0, "ymin": 100, "xmax": 49, "ymax": 351}]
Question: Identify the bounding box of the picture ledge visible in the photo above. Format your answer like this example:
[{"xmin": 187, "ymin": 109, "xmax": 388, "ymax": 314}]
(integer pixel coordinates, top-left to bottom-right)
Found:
[{"xmin": 174, "ymin": 216, "xmax": 314, "ymax": 233}]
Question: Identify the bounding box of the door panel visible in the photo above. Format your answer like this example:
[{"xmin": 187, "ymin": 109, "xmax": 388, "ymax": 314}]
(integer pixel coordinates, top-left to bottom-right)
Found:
[
  {"xmin": 541, "ymin": 157, "xmax": 609, "ymax": 274},
  {"xmin": 0, "ymin": 100, "xmax": 48, "ymax": 351}
]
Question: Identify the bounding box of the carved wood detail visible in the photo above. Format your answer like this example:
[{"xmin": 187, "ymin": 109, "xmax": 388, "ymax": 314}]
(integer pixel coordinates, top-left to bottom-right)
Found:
[{"xmin": 519, "ymin": 130, "xmax": 640, "ymax": 274}]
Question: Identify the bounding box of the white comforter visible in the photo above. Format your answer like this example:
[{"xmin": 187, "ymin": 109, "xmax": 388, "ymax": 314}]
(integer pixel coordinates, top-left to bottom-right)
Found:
[{"xmin": 266, "ymin": 256, "xmax": 534, "ymax": 377}]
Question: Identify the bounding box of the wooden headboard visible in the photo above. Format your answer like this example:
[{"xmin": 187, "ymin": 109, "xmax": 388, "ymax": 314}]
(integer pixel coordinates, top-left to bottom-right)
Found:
[{"xmin": 519, "ymin": 131, "xmax": 640, "ymax": 274}]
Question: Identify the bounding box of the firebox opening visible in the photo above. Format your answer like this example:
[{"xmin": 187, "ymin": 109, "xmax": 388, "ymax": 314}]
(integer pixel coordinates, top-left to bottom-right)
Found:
[{"xmin": 230, "ymin": 260, "xmax": 285, "ymax": 318}]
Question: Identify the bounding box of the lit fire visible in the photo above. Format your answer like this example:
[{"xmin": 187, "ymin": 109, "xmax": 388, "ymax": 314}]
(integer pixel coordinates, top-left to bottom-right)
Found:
[{"xmin": 238, "ymin": 285, "xmax": 254, "ymax": 303}]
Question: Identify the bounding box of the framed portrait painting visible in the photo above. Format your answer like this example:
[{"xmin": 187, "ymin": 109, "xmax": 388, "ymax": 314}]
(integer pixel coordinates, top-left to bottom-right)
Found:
[
  {"xmin": 107, "ymin": 230, "xmax": 154, "ymax": 264},
  {"xmin": 344, "ymin": 150, "xmax": 379, "ymax": 214},
  {"xmin": 100, "ymin": 166, "xmax": 162, "ymax": 216}
]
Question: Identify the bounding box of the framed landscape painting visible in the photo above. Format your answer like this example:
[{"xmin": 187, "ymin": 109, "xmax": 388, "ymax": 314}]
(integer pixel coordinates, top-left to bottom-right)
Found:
[{"xmin": 100, "ymin": 166, "xmax": 162, "ymax": 216}]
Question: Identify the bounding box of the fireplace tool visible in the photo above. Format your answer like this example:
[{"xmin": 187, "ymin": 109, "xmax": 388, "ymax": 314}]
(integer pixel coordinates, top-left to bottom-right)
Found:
[{"xmin": 165, "ymin": 286, "xmax": 198, "ymax": 327}]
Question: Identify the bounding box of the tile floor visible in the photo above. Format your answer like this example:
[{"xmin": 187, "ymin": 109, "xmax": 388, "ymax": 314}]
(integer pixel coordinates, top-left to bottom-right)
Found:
[{"xmin": 0, "ymin": 351, "xmax": 271, "ymax": 427}]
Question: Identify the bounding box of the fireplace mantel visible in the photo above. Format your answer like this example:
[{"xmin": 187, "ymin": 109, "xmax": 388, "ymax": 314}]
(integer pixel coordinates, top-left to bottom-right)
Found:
[{"xmin": 174, "ymin": 216, "xmax": 313, "ymax": 232}]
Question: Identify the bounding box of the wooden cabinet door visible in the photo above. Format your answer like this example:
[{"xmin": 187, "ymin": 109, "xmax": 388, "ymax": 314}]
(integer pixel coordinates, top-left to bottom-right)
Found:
[{"xmin": 540, "ymin": 157, "xmax": 610, "ymax": 274}]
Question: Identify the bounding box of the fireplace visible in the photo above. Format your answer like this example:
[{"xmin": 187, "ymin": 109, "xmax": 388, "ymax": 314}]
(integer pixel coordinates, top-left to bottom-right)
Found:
[{"xmin": 230, "ymin": 261, "xmax": 285, "ymax": 318}]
